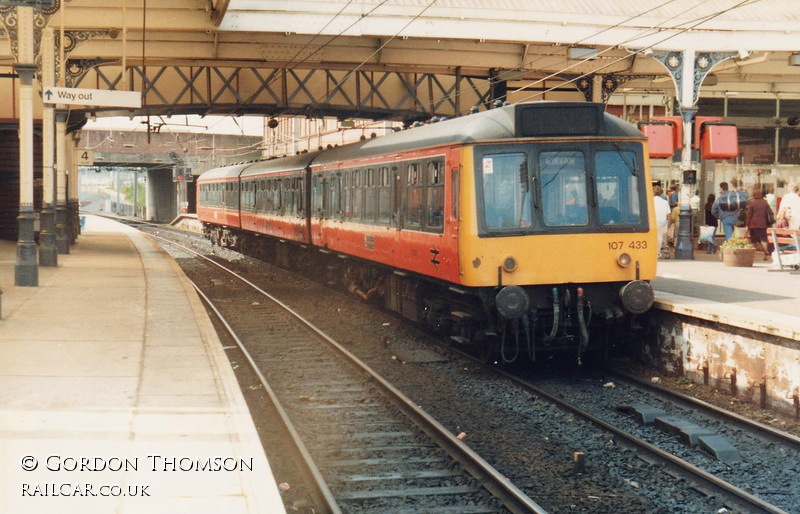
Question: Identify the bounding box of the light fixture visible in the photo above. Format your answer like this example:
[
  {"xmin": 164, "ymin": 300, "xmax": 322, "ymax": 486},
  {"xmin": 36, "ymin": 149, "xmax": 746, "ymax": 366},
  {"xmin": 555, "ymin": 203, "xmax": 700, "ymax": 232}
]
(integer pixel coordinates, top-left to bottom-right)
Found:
[
  {"xmin": 737, "ymin": 49, "xmax": 750, "ymax": 60},
  {"xmin": 789, "ymin": 53, "xmax": 800, "ymax": 66}
]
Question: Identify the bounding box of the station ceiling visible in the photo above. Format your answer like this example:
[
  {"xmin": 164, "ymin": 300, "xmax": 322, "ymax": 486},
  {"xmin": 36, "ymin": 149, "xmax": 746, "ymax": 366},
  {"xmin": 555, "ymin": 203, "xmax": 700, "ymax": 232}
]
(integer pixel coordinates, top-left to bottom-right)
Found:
[{"xmin": 1, "ymin": 0, "xmax": 799, "ymax": 120}]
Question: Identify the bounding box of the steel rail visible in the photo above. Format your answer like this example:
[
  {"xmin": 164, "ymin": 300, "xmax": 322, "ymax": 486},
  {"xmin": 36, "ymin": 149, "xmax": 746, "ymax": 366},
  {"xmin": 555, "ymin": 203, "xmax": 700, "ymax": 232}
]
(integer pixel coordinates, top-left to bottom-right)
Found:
[
  {"xmin": 149, "ymin": 232, "xmax": 549, "ymax": 514},
  {"xmin": 611, "ymin": 370, "xmax": 800, "ymax": 451},
  {"xmin": 191, "ymin": 282, "xmax": 343, "ymax": 514},
  {"xmin": 492, "ymin": 368, "xmax": 790, "ymax": 514}
]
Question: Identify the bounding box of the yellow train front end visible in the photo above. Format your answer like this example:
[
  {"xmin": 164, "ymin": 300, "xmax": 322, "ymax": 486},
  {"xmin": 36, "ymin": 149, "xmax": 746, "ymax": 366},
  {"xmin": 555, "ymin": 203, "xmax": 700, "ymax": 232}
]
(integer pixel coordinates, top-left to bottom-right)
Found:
[{"xmin": 453, "ymin": 125, "xmax": 657, "ymax": 363}]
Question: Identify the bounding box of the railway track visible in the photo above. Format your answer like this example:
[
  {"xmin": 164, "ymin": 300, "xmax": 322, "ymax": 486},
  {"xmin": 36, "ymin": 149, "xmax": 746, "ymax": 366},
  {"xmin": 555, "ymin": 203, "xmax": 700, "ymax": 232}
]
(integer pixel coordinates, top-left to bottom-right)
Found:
[
  {"xmin": 500, "ymin": 370, "xmax": 797, "ymax": 514},
  {"xmin": 152, "ymin": 232, "xmax": 545, "ymax": 514},
  {"xmin": 119, "ymin": 218, "xmax": 797, "ymax": 513}
]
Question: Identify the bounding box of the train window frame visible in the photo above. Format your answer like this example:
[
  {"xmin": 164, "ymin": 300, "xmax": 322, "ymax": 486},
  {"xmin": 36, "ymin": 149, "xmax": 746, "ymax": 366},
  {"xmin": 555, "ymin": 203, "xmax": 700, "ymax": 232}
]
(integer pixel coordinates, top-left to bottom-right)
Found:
[
  {"xmin": 593, "ymin": 145, "xmax": 645, "ymax": 227},
  {"xmin": 425, "ymin": 160, "xmax": 445, "ymax": 232},
  {"xmin": 377, "ymin": 166, "xmax": 392, "ymax": 225},
  {"xmin": 405, "ymin": 162, "xmax": 424, "ymax": 229},
  {"xmin": 478, "ymin": 150, "xmax": 532, "ymax": 231},
  {"xmin": 473, "ymin": 142, "xmax": 649, "ymax": 236}
]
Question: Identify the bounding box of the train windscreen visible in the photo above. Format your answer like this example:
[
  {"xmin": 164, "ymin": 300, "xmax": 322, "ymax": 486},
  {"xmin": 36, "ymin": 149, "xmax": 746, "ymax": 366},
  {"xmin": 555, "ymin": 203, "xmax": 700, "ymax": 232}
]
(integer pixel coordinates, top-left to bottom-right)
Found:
[{"xmin": 477, "ymin": 142, "xmax": 646, "ymax": 234}]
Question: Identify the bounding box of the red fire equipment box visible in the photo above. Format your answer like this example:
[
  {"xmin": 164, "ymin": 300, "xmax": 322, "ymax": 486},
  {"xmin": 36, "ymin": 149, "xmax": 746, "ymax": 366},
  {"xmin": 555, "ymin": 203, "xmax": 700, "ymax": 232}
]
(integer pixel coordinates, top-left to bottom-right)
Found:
[
  {"xmin": 651, "ymin": 115, "xmax": 682, "ymax": 151},
  {"xmin": 638, "ymin": 121, "xmax": 676, "ymax": 159},
  {"xmin": 700, "ymin": 122, "xmax": 739, "ymax": 160}
]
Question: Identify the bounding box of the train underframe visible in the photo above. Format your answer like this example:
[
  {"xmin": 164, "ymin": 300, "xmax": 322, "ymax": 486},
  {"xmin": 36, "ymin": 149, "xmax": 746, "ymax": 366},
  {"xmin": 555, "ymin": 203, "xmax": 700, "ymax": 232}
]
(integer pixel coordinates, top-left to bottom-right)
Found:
[{"xmin": 204, "ymin": 223, "xmax": 652, "ymax": 365}]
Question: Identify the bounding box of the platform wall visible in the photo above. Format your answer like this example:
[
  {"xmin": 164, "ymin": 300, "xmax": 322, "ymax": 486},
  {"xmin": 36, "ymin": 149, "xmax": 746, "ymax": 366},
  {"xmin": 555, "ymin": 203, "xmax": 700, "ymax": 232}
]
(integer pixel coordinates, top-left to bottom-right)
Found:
[{"xmin": 635, "ymin": 310, "xmax": 800, "ymax": 416}]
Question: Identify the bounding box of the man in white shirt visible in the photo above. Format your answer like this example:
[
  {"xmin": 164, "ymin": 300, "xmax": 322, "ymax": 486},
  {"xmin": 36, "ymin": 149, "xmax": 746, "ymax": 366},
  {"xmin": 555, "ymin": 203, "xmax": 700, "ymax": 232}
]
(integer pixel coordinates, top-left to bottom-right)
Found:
[{"xmin": 653, "ymin": 186, "xmax": 671, "ymax": 257}]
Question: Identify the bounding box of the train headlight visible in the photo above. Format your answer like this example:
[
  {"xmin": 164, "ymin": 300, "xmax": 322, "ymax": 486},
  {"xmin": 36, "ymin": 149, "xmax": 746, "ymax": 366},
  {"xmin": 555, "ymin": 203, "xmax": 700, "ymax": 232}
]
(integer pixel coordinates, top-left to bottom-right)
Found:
[
  {"xmin": 502, "ymin": 256, "xmax": 517, "ymax": 273},
  {"xmin": 619, "ymin": 280, "xmax": 654, "ymax": 314},
  {"xmin": 496, "ymin": 285, "xmax": 529, "ymax": 319},
  {"xmin": 617, "ymin": 253, "xmax": 632, "ymax": 268}
]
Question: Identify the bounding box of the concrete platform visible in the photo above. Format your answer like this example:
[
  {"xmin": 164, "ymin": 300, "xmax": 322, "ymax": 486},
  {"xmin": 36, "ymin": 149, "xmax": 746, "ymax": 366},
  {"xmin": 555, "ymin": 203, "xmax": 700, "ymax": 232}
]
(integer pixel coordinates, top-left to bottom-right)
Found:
[
  {"xmin": 0, "ymin": 216, "xmax": 286, "ymax": 514},
  {"xmin": 647, "ymin": 250, "xmax": 800, "ymax": 414}
]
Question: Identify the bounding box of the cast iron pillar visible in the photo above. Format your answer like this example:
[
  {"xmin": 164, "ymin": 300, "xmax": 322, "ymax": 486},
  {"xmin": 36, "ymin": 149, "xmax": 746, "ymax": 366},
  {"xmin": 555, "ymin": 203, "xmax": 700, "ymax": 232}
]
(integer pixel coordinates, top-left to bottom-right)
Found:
[
  {"xmin": 39, "ymin": 27, "xmax": 57, "ymax": 267},
  {"xmin": 14, "ymin": 58, "xmax": 38, "ymax": 286},
  {"xmin": 55, "ymin": 109, "xmax": 69, "ymax": 254}
]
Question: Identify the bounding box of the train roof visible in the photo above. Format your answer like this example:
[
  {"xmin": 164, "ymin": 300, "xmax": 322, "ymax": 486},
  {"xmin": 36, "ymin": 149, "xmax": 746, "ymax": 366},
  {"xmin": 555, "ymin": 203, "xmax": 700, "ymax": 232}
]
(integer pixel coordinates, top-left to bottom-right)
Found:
[
  {"xmin": 197, "ymin": 102, "xmax": 645, "ymax": 179},
  {"xmin": 312, "ymin": 102, "xmax": 645, "ymax": 166},
  {"xmin": 239, "ymin": 152, "xmax": 320, "ymax": 178},
  {"xmin": 196, "ymin": 161, "xmax": 256, "ymax": 182}
]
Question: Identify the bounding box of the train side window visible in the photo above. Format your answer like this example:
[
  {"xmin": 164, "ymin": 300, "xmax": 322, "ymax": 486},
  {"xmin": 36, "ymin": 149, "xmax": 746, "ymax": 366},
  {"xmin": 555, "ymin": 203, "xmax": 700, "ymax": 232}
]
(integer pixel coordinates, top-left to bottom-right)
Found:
[
  {"xmin": 322, "ymin": 176, "xmax": 330, "ymax": 218},
  {"xmin": 297, "ymin": 176, "xmax": 305, "ymax": 215},
  {"xmin": 312, "ymin": 174, "xmax": 323, "ymax": 217},
  {"xmin": 364, "ymin": 168, "xmax": 377, "ymax": 223},
  {"xmin": 342, "ymin": 171, "xmax": 351, "ymax": 220},
  {"xmin": 352, "ymin": 170, "xmax": 362, "ymax": 221},
  {"xmin": 333, "ymin": 173, "xmax": 343, "ymax": 219},
  {"xmin": 426, "ymin": 161, "xmax": 444, "ymax": 231},
  {"xmin": 406, "ymin": 163, "xmax": 423, "ymax": 228},
  {"xmin": 378, "ymin": 166, "xmax": 392, "ymax": 224}
]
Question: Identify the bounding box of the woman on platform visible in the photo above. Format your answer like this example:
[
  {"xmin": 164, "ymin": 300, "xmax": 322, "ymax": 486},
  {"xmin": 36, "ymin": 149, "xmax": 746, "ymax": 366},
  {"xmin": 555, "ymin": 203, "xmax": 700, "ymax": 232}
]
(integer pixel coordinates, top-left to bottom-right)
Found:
[{"xmin": 746, "ymin": 188, "xmax": 774, "ymax": 259}]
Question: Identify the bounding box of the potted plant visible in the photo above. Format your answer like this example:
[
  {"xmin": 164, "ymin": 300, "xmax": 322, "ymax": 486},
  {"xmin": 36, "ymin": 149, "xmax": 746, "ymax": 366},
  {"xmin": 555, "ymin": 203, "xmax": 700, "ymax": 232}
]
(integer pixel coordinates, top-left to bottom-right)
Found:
[
  {"xmin": 733, "ymin": 209, "xmax": 748, "ymax": 238},
  {"xmin": 720, "ymin": 237, "xmax": 756, "ymax": 267}
]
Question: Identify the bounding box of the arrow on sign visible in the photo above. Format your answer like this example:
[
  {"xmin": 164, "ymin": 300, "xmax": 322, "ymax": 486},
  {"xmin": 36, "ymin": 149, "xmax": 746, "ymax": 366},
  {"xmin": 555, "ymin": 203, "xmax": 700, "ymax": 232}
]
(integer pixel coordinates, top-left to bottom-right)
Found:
[{"xmin": 44, "ymin": 89, "xmax": 53, "ymax": 101}]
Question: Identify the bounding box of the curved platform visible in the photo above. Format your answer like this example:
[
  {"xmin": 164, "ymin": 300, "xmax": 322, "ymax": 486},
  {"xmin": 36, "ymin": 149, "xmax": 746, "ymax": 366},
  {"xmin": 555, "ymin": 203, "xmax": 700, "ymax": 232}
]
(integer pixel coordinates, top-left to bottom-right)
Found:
[{"xmin": 0, "ymin": 216, "xmax": 286, "ymax": 514}]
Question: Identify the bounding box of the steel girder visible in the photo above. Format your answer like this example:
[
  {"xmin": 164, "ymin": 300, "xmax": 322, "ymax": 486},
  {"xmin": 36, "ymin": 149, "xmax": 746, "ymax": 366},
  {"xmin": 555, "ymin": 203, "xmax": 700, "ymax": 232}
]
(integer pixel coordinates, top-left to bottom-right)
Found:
[{"xmin": 71, "ymin": 62, "xmax": 497, "ymax": 121}]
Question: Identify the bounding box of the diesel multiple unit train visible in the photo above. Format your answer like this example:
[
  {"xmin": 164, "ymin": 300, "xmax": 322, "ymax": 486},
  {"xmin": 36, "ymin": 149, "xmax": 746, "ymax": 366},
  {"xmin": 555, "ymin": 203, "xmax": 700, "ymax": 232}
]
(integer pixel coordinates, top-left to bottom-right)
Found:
[{"xmin": 197, "ymin": 102, "xmax": 657, "ymax": 364}]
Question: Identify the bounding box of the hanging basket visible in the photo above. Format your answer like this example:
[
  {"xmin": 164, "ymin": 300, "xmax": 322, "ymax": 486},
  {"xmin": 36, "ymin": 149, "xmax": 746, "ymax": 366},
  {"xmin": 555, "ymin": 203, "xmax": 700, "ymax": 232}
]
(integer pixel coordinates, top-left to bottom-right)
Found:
[{"xmin": 722, "ymin": 247, "xmax": 756, "ymax": 267}]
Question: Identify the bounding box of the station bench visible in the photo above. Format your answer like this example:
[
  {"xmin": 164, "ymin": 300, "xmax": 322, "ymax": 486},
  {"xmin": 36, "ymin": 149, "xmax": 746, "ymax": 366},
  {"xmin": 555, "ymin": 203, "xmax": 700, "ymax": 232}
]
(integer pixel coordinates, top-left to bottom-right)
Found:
[{"xmin": 769, "ymin": 228, "xmax": 800, "ymax": 272}]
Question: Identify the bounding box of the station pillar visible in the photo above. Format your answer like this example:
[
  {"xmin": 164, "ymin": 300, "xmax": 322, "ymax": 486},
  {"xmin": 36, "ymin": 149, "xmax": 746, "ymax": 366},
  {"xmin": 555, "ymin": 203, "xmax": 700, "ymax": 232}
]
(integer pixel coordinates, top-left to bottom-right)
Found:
[
  {"xmin": 55, "ymin": 109, "xmax": 69, "ymax": 254},
  {"xmin": 39, "ymin": 27, "xmax": 57, "ymax": 267},
  {"xmin": 13, "ymin": 7, "xmax": 38, "ymax": 286}
]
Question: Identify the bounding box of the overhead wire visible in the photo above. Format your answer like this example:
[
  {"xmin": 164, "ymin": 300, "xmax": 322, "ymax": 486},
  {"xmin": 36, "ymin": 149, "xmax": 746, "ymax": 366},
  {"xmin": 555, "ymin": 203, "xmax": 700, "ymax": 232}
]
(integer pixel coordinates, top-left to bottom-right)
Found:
[{"xmin": 513, "ymin": 0, "xmax": 764, "ymax": 104}]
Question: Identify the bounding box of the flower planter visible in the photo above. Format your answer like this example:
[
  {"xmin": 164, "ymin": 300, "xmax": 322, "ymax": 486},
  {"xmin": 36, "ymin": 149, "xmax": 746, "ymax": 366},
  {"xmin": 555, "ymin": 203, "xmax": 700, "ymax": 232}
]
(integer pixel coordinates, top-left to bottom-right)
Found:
[{"xmin": 722, "ymin": 247, "xmax": 756, "ymax": 267}]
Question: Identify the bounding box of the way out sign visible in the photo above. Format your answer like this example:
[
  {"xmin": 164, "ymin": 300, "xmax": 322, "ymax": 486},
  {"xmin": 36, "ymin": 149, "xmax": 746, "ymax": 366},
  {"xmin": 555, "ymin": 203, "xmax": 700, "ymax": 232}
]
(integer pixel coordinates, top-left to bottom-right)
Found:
[{"xmin": 43, "ymin": 87, "xmax": 142, "ymax": 108}]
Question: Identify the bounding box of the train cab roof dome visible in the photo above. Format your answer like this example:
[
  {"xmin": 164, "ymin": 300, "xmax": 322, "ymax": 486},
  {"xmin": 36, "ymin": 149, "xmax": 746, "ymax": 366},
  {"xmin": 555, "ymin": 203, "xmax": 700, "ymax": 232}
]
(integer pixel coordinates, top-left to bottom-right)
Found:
[{"xmin": 313, "ymin": 102, "xmax": 643, "ymax": 166}]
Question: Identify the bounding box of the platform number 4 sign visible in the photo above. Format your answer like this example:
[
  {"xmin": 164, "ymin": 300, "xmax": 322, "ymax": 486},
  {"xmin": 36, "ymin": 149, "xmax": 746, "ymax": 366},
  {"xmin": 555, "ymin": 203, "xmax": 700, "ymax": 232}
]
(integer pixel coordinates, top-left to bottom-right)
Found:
[{"xmin": 76, "ymin": 150, "xmax": 94, "ymax": 166}]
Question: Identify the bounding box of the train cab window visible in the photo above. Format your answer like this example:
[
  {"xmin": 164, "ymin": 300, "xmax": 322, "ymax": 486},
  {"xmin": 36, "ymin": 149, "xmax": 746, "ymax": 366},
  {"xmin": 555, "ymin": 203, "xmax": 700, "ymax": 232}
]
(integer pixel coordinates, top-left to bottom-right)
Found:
[
  {"xmin": 595, "ymin": 149, "xmax": 642, "ymax": 226},
  {"xmin": 540, "ymin": 150, "xmax": 588, "ymax": 227},
  {"xmin": 481, "ymin": 153, "xmax": 532, "ymax": 230},
  {"xmin": 378, "ymin": 167, "xmax": 392, "ymax": 224},
  {"xmin": 426, "ymin": 161, "xmax": 444, "ymax": 230}
]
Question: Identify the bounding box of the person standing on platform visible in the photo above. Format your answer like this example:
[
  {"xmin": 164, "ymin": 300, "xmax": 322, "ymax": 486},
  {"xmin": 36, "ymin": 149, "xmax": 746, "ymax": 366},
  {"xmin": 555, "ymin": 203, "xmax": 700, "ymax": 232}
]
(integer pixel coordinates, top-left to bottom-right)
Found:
[
  {"xmin": 705, "ymin": 194, "xmax": 717, "ymax": 226},
  {"xmin": 765, "ymin": 186, "xmax": 777, "ymax": 213},
  {"xmin": 668, "ymin": 185, "xmax": 678, "ymax": 209},
  {"xmin": 746, "ymin": 188, "xmax": 774, "ymax": 260},
  {"xmin": 711, "ymin": 182, "xmax": 741, "ymax": 241},
  {"xmin": 690, "ymin": 190, "xmax": 701, "ymax": 213},
  {"xmin": 703, "ymin": 193, "xmax": 718, "ymax": 253},
  {"xmin": 653, "ymin": 186, "xmax": 670, "ymax": 257},
  {"xmin": 777, "ymin": 182, "xmax": 800, "ymax": 230}
]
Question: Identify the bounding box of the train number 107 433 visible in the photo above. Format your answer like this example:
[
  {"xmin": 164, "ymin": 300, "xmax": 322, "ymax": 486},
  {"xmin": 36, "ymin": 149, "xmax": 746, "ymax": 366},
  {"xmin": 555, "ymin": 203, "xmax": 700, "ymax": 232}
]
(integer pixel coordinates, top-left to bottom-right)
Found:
[{"xmin": 607, "ymin": 240, "xmax": 648, "ymax": 250}]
